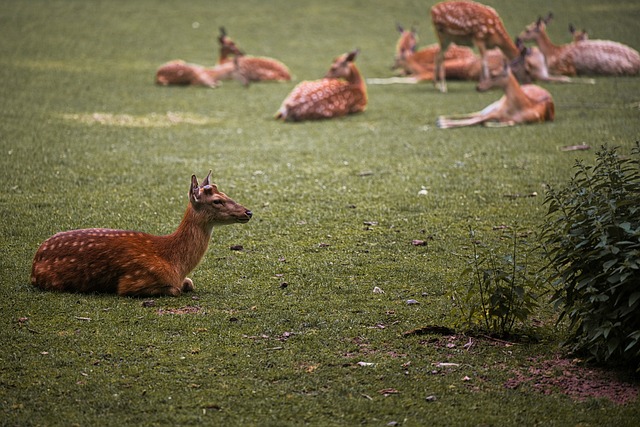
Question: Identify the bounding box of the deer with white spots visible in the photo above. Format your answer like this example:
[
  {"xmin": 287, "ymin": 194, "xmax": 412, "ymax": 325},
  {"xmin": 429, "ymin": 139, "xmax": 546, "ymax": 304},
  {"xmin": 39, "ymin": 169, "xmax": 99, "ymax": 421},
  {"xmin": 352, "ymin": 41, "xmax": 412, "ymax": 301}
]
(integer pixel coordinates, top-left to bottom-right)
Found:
[
  {"xmin": 211, "ymin": 27, "xmax": 291, "ymax": 85},
  {"xmin": 430, "ymin": 0, "xmax": 526, "ymax": 92},
  {"xmin": 31, "ymin": 172, "xmax": 252, "ymax": 297},
  {"xmin": 387, "ymin": 25, "xmax": 574, "ymax": 85},
  {"xmin": 436, "ymin": 60, "xmax": 555, "ymax": 128},
  {"xmin": 155, "ymin": 60, "xmax": 220, "ymax": 88},
  {"xmin": 519, "ymin": 14, "xmax": 640, "ymax": 76},
  {"xmin": 275, "ymin": 49, "xmax": 367, "ymax": 121}
]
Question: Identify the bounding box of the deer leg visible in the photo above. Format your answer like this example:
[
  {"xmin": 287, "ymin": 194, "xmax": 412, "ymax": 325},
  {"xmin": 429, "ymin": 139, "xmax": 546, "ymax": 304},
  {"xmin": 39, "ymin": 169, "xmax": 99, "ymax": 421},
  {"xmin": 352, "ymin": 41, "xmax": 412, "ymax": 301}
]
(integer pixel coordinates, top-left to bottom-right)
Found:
[{"xmin": 434, "ymin": 40, "xmax": 450, "ymax": 92}]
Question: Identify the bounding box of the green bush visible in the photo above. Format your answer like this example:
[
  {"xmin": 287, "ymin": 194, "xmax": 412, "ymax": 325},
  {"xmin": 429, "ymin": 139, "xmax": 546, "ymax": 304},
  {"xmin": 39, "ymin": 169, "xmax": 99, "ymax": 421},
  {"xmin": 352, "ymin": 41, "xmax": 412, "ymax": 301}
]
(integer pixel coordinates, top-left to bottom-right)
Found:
[
  {"xmin": 454, "ymin": 227, "xmax": 545, "ymax": 337},
  {"xmin": 541, "ymin": 143, "xmax": 640, "ymax": 368}
]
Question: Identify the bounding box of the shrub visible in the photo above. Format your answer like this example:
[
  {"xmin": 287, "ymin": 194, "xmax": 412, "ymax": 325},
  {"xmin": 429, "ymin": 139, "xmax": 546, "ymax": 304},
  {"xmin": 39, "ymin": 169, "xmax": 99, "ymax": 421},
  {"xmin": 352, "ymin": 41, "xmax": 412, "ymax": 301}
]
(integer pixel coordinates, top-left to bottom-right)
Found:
[
  {"xmin": 541, "ymin": 143, "xmax": 640, "ymax": 368},
  {"xmin": 453, "ymin": 226, "xmax": 545, "ymax": 337}
]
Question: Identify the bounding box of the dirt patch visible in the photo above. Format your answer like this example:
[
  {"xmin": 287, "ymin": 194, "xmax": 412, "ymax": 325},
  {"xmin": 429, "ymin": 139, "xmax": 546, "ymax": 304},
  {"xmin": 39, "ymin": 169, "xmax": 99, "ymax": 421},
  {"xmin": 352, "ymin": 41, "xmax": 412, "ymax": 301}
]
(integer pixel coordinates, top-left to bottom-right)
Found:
[
  {"xmin": 156, "ymin": 306, "xmax": 203, "ymax": 315},
  {"xmin": 505, "ymin": 355, "xmax": 639, "ymax": 405},
  {"xmin": 61, "ymin": 112, "xmax": 218, "ymax": 127}
]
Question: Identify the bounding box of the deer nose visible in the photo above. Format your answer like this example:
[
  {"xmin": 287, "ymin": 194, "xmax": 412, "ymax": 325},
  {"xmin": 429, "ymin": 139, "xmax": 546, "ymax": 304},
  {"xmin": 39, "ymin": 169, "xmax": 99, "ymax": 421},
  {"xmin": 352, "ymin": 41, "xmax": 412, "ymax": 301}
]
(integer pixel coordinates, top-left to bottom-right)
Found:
[{"xmin": 245, "ymin": 210, "xmax": 253, "ymax": 218}]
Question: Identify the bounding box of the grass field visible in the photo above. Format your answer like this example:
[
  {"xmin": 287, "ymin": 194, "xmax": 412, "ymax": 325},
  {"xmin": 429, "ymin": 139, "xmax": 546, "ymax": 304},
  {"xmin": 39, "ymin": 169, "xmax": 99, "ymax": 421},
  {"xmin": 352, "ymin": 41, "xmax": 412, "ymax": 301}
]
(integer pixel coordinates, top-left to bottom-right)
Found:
[{"xmin": 1, "ymin": 0, "xmax": 640, "ymax": 425}]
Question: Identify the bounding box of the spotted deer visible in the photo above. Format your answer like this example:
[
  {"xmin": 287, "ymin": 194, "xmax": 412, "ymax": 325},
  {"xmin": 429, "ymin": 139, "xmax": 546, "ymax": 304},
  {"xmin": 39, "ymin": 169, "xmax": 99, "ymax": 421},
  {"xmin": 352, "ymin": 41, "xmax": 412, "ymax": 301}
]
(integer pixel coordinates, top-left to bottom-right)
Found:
[
  {"xmin": 155, "ymin": 60, "xmax": 220, "ymax": 88},
  {"xmin": 31, "ymin": 172, "xmax": 252, "ymax": 297},
  {"xmin": 391, "ymin": 25, "xmax": 572, "ymax": 84},
  {"xmin": 519, "ymin": 14, "xmax": 640, "ymax": 76},
  {"xmin": 430, "ymin": 0, "xmax": 526, "ymax": 92},
  {"xmin": 275, "ymin": 49, "xmax": 367, "ymax": 122},
  {"xmin": 436, "ymin": 60, "xmax": 555, "ymax": 128},
  {"xmin": 213, "ymin": 27, "xmax": 291, "ymax": 85}
]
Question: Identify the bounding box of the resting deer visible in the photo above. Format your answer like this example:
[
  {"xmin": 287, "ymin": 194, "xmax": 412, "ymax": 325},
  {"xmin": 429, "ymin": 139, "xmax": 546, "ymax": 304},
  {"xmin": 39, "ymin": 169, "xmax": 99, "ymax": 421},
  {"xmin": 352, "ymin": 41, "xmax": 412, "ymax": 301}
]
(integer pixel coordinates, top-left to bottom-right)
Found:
[
  {"xmin": 386, "ymin": 25, "xmax": 574, "ymax": 84},
  {"xmin": 430, "ymin": 0, "xmax": 526, "ymax": 92},
  {"xmin": 212, "ymin": 27, "xmax": 291, "ymax": 85},
  {"xmin": 392, "ymin": 24, "xmax": 477, "ymax": 79},
  {"xmin": 155, "ymin": 60, "xmax": 220, "ymax": 88},
  {"xmin": 436, "ymin": 61, "xmax": 555, "ymax": 128},
  {"xmin": 569, "ymin": 24, "xmax": 589, "ymax": 42},
  {"xmin": 519, "ymin": 14, "xmax": 640, "ymax": 76},
  {"xmin": 31, "ymin": 172, "xmax": 252, "ymax": 297},
  {"xmin": 275, "ymin": 49, "xmax": 367, "ymax": 122}
]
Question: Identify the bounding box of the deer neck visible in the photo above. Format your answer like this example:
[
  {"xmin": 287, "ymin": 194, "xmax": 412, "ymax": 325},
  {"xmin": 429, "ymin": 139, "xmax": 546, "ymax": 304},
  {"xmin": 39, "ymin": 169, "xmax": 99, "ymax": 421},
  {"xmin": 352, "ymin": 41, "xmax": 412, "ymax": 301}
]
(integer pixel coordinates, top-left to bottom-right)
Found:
[
  {"xmin": 503, "ymin": 73, "xmax": 531, "ymax": 109},
  {"xmin": 533, "ymin": 29, "xmax": 564, "ymax": 60},
  {"xmin": 162, "ymin": 205, "xmax": 213, "ymax": 278},
  {"xmin": 348, "ymin": 65, "xmax": 367, "ymax": 96}
]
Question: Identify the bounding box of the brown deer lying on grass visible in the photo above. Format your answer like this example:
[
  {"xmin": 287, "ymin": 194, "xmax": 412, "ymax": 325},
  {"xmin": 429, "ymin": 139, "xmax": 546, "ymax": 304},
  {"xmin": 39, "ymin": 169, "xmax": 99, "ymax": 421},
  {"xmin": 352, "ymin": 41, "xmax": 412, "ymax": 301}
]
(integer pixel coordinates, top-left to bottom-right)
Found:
[
  {"xmin": 155, "ymin": 60, "xmax": 220, "ymax": 88},
  {"xmin": 31, "ymin": 172, "xmax": 252, "ymax": 297},
  {"xmin": 436, "ymin": 61, "xmax": 555, "ymax": 128},
  {"xmin": 212, "ymin": 27, "xmax": 291, "ymax": 85},
  {"xmin": 430, "ymin": 0, "xmax": 526, "ymax": 92},
  {"xmin": 519, "ymin": 14, "xmax": 640, "ymax": 76},
  {"xmin": 275, "ymin": 50, "xmax": 367, "ymax": 122}
]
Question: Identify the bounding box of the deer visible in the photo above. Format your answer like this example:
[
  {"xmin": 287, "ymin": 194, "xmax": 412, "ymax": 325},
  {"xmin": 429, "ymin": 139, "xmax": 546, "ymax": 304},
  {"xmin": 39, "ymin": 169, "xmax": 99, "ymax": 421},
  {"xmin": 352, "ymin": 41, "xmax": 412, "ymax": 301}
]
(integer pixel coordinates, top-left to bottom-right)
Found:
[
  {"xmin": 275, "ymin": 49, "xmax": 367, "ymax": 122},
  {"xmin": 212, "ymin": 27, "xmax": 291, "ymax": 85},
  {"xmin": 31, "ymin": 172, "xmax": 252, "ymax": 297},
  {"xmin": 385, "ymin": 24, "xmax": 575, "ymax": 85},
  {"xmin": 569, "ymin": 24, "xmax": 589, "ymax": 42},
  {"xmin": 430, "ymin": 0, "xmax": 527, "ymax": 92},
  {"xmin": 519, "ymin": 14, "xmax": 640, "ymax": 76},
  {"xmin": 436, "ymin": 60, "xmax": 555, "ymax": 128},
  {"xmin": 392, "ymin": 24, "xmax": 477, "ymax": 78},
  {"xmin": 155, "ymin": 60, "xmax": 220, "ymax": 88}
]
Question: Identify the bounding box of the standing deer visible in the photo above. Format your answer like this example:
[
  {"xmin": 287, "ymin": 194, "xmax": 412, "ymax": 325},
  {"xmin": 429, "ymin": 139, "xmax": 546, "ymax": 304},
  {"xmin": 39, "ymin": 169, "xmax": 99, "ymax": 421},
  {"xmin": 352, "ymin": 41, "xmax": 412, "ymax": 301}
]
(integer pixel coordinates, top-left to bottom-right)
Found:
[
  {"xmin": 155, "ymin": 60, "xmax": 220, "ymax": 88},
  {"xmin": 213, "ymin": 27, "xmax": 291, "ymax": 85},
  {"xmin": 275, "ymin": 49, "xmax": 367, "ymax": 122},
  {"xmin": 430, "ymin": 0, "xmax": 526, "ymax": 92},
  {"xmin": 436, "ymin": 61, "xmax": 555, "ymax": 128},
  {"xmin": 31, "ymin": 172, "xmax": 252, "ymax": 297},
  {"xmin": 519, "ymin": 14, "xmax": 640, "ymax": 76}
]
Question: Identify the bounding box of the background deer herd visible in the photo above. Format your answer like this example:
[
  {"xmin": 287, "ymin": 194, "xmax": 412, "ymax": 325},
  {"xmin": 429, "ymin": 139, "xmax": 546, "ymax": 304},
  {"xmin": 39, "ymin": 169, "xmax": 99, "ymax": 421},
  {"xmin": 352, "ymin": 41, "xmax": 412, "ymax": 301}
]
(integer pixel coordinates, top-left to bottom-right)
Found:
[{"xmin": 156, "ymin": 0, "xmax": 639, "ymax": 128}]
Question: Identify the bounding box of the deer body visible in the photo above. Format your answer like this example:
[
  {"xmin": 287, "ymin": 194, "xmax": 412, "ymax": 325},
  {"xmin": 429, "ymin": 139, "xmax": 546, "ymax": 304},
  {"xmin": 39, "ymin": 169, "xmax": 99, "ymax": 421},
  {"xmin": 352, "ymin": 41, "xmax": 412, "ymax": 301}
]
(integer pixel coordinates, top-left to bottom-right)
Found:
[
  {"xmin": 275, "ymin": 50, "xmax": 367, "ymax": 122},
  {"xmin": 216, "ymin": 28, "xmax": 291, "ymax": 85},
  {"xmin": 155, "ymin": 60, "xmax": 219, "ymax": 88},
  {"xmin": 519, "ymin": 18, "xmax": 640, "ymax": 76},
  {"xmin": 430, "ymin": 0, "xmax": 524, "ymax": 92},
  {"xmin": 392, "ymin": 27, "xmax": 572, "ymax": 84},
  {"xmin": 436, "ymin": 62, "xmax": 554, "ymax": 128},
  {"xmin": 31, "ymin": 172, "xmax": 252, "ymax": 297}
]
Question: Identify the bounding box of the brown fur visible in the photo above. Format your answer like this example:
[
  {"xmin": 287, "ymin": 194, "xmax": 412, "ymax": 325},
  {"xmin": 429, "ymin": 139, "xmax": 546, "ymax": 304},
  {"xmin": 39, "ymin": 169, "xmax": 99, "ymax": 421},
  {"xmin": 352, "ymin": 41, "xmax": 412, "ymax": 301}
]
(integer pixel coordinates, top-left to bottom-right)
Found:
[
  {"xmin": 31, "ymin": 172, "xmax": 252, "ymax": 297},
  {"xmin": 520, "ymin": 16, "xmax": 640, "ymax": 76},
  {"xmin": 430, "ymin": 0, "xmax": 524, "ymax": 92},
  {"xmin": 275, "ymin": 50, "xmax": 367, "ymax": 122},
  {"xmin": 216, "ymin": 27, "xmax": 291, "ymax": 84},
  {"xmin": 436, "ymin": 61, "xmax": 555, "ymax": 128},
  {"xmin": 155, "ymin": 60, "xmax": 219, "ymax": 88}
]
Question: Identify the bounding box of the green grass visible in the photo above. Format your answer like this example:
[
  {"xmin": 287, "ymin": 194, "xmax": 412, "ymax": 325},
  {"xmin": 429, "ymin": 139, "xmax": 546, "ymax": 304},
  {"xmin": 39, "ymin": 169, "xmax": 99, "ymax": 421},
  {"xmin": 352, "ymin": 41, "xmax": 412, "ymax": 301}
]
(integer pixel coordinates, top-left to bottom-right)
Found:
[{"xmin": 1, "ymin": 0, "xmax": 640, "ymax": 425}]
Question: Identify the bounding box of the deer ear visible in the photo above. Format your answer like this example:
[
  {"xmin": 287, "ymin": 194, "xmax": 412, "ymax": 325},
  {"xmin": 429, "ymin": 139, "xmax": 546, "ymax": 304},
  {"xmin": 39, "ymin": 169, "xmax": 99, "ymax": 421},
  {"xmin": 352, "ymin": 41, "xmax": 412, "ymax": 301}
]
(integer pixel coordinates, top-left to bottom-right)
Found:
[
  {"xmin": 347, "ymin": 49, "xmax": 359, "ymax": 62},
  {"xmin": 545, "ymin": 12, "xmax": 553, "ymax": 24},
  {"xmin": 190, "ymin": 174, "xmax": 200, "ymax": 202},
  {"xmin": 202, "ymin": 170, "xmax": 212, "ymax": 187},
  {"xmin": 396, "ymin": 23, "xmax": 404, "ymax": 33}
]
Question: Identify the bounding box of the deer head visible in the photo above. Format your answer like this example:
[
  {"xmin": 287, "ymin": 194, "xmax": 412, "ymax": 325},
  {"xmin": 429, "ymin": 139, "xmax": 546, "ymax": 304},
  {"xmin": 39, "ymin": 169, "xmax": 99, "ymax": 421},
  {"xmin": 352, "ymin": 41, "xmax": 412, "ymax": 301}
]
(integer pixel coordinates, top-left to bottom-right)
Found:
[
  {"xmin": 325, "ymin": 50, "xmax": 359, "ymax": 79},
  {"xmin": 189, "ymin": 171, "xmax": 252, "ymax": 225}
]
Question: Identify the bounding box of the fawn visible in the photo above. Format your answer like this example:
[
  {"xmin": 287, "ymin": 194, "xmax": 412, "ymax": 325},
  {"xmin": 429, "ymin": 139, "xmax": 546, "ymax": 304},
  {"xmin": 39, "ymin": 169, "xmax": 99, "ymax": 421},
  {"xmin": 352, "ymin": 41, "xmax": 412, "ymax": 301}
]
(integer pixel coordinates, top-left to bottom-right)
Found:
[
  {"xmin": 31, "ymin": 172, "xmax": 252, "ymax": 297},
  {"xmin": 436, "ymin": 60, "xmax": 555, "ymax": 128},
  {"xmin": 155, "ymin": 60, "xmax": 220, "ymax": 88},
  {"xmin": 430, "ymin": 0, "xmax": 526, "ymax": 92},
  {"xmin": 519, "ymin": 14, "xmax": 640, "ymax": 76},
  {"xmin": 275, "ymin": 50, "xmax": 367, "ymax": 122},
  {"xmin": 212, "ymin": 27, "xmax": 291, "ymax": 85}
]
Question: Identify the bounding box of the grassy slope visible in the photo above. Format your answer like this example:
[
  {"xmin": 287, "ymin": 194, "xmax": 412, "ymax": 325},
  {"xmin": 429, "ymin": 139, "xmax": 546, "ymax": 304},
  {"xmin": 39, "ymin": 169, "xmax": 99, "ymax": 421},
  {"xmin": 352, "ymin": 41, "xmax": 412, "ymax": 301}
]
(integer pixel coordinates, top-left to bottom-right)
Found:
[{"xmin": 1, "ymin": 0, "xmax": 639, "ymax": 425}]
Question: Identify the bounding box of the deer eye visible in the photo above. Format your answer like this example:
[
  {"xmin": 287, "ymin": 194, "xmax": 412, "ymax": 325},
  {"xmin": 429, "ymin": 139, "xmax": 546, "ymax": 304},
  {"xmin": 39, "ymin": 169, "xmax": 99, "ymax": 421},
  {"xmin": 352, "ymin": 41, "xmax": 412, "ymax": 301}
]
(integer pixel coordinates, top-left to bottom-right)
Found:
[{"xmin": 212, "ymin": 199, "xmax": 224, "ymax": 205}]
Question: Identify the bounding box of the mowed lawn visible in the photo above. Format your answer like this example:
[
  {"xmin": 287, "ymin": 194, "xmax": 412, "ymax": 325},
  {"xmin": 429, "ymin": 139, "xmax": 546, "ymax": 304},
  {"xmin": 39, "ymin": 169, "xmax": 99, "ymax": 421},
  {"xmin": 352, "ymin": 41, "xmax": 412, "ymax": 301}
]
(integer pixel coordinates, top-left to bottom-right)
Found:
[{"xmin": 1, "ymin": 0, "xmax": 639, "ymax": 425}]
